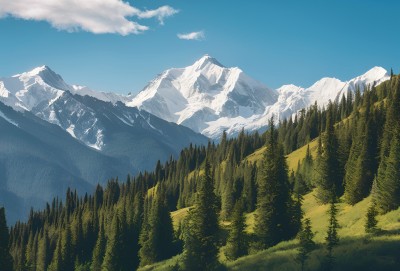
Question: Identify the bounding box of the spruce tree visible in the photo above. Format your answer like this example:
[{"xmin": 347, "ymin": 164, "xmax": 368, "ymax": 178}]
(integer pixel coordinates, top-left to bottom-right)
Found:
[
  {"xmin": 91, "ymin": 222, "xmax": 106, "ymax": 271},
  {"xmin": 182, "ymin": 160, "xmax": 221, "ymax": 271},
  {"xmin": 296, "ymin": 218, "xmax": 315, "ymax": 271},
  {"xmin": 225, "ymin": 200, "xmax": 247, "ymax": 260},
  {"xmin": 24, "ymin": 231, "xmax": 36, "ymax": 271},
  {"xmin": 254, "ymin": 117, "xmax": 293, "ymax": 249},
  {"xmin": 102, "ymin": 213, "xmax": 121, "ymax": 271},
  {"xmin": 380, "ymin": 125, "xmax": 400, "ymax": 212},
  {"xmin": 242, "ymin": 163, "xmax": 256, "ymax": 213},
  {"xmin": 0, "ymin": 207, "xmax": 13, "ymax": 271},
  {"xmin": 61, "ymin": 225, "xmax": 73, "ymax": 271},
  {"xmin": 316, "ymin": 103, "xmax": 342, "ymax": 203},
  {"xmin": 324, "ymin": 200, "xmax": 339, "ymax": 271},
  {"xmin": 375, "ymin": 76, "xmax": 400, "ymax": 213},
  {"xmin": 365, "ymin": 203, "xmax": 379, "ymax": 234},
  {"xmin": 344, "ymin": 96, "xmax": 377, "ymax": 205},
  {"xmin": 139, "ymin": 186, "xmax": 174, "ymax": 266},
  {"xmin": 36, "ymin": 230, "xmax": 49, "ymax": 271},
  {"xmin": 48, "ymin": 235, "xmax": 62, "ymax": 271}
]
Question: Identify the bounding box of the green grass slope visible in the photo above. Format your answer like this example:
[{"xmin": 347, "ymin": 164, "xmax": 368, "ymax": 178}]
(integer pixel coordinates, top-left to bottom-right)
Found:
[{"xmin": 139, "ymin": 138, "xmax": 400, "ymax": 271}]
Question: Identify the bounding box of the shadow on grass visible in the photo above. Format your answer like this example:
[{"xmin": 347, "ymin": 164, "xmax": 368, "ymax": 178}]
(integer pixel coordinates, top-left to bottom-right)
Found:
[{"xmin": 228, "ymin": 234, "xmax": 400, "ymax": 271}]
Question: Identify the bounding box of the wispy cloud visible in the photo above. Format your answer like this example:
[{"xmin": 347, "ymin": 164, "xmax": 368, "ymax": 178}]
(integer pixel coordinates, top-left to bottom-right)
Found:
[
  {"xmin": 0, "ymin": 0, "xmax": 178, "ymax": 36},
  {"xmin": 177, "ymin": 31, "xmax": 205, "ymax": 41},
  {"xmin": 137, "ymin": 6, "xmax": 178, "ymax": 25}
]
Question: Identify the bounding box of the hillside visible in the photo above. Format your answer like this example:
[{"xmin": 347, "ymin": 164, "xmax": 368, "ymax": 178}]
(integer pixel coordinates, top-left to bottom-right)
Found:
[
  {"xmin": 141, "ymin": 194, "xmax": 400, "ymax": 271},
  {"xmin": 140, "ymin": 141, "xmax": 400, "ymax": 271}
]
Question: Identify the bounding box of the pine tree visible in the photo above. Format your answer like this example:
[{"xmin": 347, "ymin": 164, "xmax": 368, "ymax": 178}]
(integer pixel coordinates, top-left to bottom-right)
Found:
[
  {"xmin": 324, "ymin": 200, "xmax": 339, "ymax": 271},
  {"xmin": 378, "ymin": 126, "xmax": 400, "ymax": 212},
  {"xmin": 0, "ymin": 207, "xmax": 13, "ymax": 271},
  {"xmin": 36, "ymin": 230, "xmax": 49, "ymax": 271},
  {"xmin": 225, "ymin": 200, "xmax": 247, "ymax": 260},
  {"xmin": 91, "ymin": 222, "xmax": 106, "ymax": 271},
  {"xmin": 316, "ymin": 103, "xmax": 342, "ymax": 203},
  {"xmin": 375, "ymin": 76, "xmax": 400, "ymax": 212},
  {"xmin": 48, "ymin": 234, "xmax": 62, "ymax": 271},
  {"xmin": 102, "ymin": 213, "xmax": 121, "ymax": 271},
  {"xmin": 344, "ymin": 95, "xmax": 377, "ymax": 205},
  {"xmin": 365, "ymin": 203, "xmax": 378, "ymax": 234},
  {"xmin": 242, "ymin": 163, "xmax": 257, "ymax": 213},
  {"xmin": 139, "ymin": 186, "xmax": 174, "ymax": 266},
  {"xmin": 61, "ymin": 225, "xmax": 73, "ymax": 271},
  {"xmin": 254, "ymin": 117, "xmax": 294, "ymax": 249},
  {"xmin": 182, "ymin": 160, "xmax": 221, "ymax": 271},
  {"xmin": 296, "ymin": 218, "xmax": 315, "ymax": 271},
  {"xmin": 24, "ymin": 231, "xmax": 36, "ymax": 271}
]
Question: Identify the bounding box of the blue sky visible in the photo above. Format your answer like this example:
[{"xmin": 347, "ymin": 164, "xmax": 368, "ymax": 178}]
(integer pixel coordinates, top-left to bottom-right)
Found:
[{"xmin": 0, "ymin": 0, "xmax": 399, "ymax": 94}]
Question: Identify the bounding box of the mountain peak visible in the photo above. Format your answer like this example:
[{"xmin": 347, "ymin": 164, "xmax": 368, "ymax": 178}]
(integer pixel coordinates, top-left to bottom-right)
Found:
[
  {"xmin": 361, "ymin": 66, "xmax": 388, "ymax": 79},
  {"xmin": 25, "ymin": 65, "xmax": 53, "ymax": 77},
  {"xmin": 192, "ymin": 54, "xmax": 224, "ymax": 70}
]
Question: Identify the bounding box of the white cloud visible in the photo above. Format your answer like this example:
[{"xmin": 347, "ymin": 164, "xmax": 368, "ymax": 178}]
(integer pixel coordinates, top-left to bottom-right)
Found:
[
  {"xmin": 177, "ymin": 31, "xmax": 205, "ymax": 41},
  {"xmin": 0, "ymin": 0, "xmax": 178, "ymax": 35},
  {"xmin": 137, "ymin": 6, "xmax": 179, "ymax": 25}
]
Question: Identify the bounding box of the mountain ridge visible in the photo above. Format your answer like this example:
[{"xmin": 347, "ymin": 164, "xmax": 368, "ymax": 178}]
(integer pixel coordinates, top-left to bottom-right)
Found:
[
  {"xmin": 0, "ymin": 58, "xmax": 390, "ymax": 140},
  {"xmin": 126, "ymin": 57, "xmax": 389, "ymax": 138}
]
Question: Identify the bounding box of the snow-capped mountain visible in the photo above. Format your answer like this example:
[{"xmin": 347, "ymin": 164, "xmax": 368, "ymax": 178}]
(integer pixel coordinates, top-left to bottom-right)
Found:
[
  {"xmin": 0, "ymin": 65, "xmax": 127, "ymax": 111},
  {"xmin": 0, "ymin": 58, "xmax": 390, "ymax": 142},
  {"xmin": 262, "ymin": 66, "xmax": 390, "ymax": 122},
  {"xmin": 126, "ymin": 56, "xmax": 390, "ymax": 138},
  {"xmin": 0, "ymin": 66, "xmax": 208, "ymax": 169},
  {"xmin": 127, "ymin": 55, "xmax": 278, "ymax": 134}
]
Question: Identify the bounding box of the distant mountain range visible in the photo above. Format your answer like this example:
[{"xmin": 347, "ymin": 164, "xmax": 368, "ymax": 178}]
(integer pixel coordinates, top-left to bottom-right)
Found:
[
  {"xmin": 1, "ymin": 56, "xmax": 390, "ymax": 140},
  {"xmin": 127, "ymin": 55, "xmax": 390, "ymax": 138}
]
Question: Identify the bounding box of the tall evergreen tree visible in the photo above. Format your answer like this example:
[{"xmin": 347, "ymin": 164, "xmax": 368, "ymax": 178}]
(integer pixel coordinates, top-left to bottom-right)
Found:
[
  {"xmin": 344, "ymin": 95, "xmax": 377, "ymax": 204},
  {"xmin": 365, "ymin": 203, "xmax": 379, "ymax": 234},
  {"xmin": 182, "ymin": 160, "xmax": 221, "ymax": 271},
  {"xmin": 139, "ymin": 186, "xmax": 174, "ymax": 266},
  {"xmin": 374, "ymin": 76, "xmax": 400, "ymax": 213},
  {"xmin": 254, "ymin": 117, "xmax": 294, "ymax": 249},
  {"xmin": 101, "ymin": 213, "xmax": 121, "ymax": 271},
  {"xmin": 0, "ymin": 207, "xmax": 13, "ymax": 271},
  {"xmin": 91, "ymin": 222, "xmax": 106, "ymax": 271},
  {"xmin": 48, "ymin": 234, "xmax": 62, "ymax": 271},
  {"xmin": 225, "ymin": 200, "xmax": 247, "ymax": 260},
  {"xmin": 296, "ymin": 218, "xmax": 316, "ymax": 271},
  {"xmin": 380, "ymin": 125, "xmax": 400, "ymax": 211},
  {"xmin": 242, "ymin": 163, "xmax": 257, "ymax": 212},
  {"xmin": 61, "ymin": 225, "xmax": 73, "ymax": 271},
  {"xmin": 324, "ymin": 200, "xmax": 339, "ymax": 271},
  {"xmin": 316, "ymin": 102, "xmax": 342, "ymax": 203},
  {"xmin": 36, "ymin": 230, "xmax": 49, "ymax": 271}
]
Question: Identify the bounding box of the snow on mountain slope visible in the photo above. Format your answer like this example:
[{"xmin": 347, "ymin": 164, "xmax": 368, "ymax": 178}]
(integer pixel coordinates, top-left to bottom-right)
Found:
[
  {"xmin": 71, "ymin": 85, "xmax": 128, "ymax": 104},
  {"xmin": 0, "ymin": 66, "xmax": 67, "ymax": 111},
  {"xmin": 126, "ymin": 56, "xmax": 389, "ymax": 138},
  {"xmin": 264, "ymin": 66, "xmax": 390, "ymax": 122},
  {"xmin": 127, "ymin": 55, "xmax": 278, "ymax": 133},
  {"xmin": 0, "ymin": 66, "xmax": 207, "ymax": 159},
  {"xmin": 0, "ymin": 60, "xmax": 390, "ymax": 140},
  {"xmin": 0, "ymin": 66, "xmax": 126, "ymax": 111}
]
